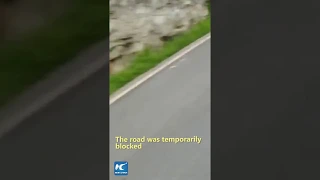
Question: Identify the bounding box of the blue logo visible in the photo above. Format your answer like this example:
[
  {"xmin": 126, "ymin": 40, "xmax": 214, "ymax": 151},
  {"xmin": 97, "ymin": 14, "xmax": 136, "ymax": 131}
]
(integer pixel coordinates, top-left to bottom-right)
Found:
[{"xmin": 114, "ymin": 161, "xmax": 128, "ymax": 176}]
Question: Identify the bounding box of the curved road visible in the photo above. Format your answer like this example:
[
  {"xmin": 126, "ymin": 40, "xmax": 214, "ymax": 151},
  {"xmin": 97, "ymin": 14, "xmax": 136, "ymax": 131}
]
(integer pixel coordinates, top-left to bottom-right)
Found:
[
  {"xmin": 110, "ymin": 39, "xmax": 210, "ymax": 179},
  {"xmin": 0, "ymin": 39, "xmax": 210, "ymax": 179},
  {"xmin": 0, "ymin": 68, "xmax": 110, "ymax": 180}
]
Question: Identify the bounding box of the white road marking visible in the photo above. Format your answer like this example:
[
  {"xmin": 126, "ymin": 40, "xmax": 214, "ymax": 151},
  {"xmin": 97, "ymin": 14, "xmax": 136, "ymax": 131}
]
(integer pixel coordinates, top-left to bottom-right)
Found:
[
  {"xmin": 169, "ymin": 65, "xmax": 177, "ymax": 69},
  {"xmin": 109, "ymin": 33, "xmax": 211, "ymax": 105}
]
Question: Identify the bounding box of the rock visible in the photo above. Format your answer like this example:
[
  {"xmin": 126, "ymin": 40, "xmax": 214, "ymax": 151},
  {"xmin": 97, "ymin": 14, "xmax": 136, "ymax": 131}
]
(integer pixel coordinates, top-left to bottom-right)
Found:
[
  {"xmin": 123, "ymin": 42, "xmax": 145, "ymax": 55},
  {"xmin": 109, "ymin": 0, "xmax": 208, "ymax": 74},
  {"xmin": 110, "ymin": 55, "xmax": 134, "ymax": 74},
  {"xmin": 110, "ymin": 46, "xmax": 124, "ymax": 60}
]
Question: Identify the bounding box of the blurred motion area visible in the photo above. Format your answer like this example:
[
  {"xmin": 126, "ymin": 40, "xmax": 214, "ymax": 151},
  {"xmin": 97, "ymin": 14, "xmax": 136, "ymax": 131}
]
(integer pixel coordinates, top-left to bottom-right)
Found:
[{"xmin": 0, "ymin": 0, "xmax": 70, "ymax": 45}]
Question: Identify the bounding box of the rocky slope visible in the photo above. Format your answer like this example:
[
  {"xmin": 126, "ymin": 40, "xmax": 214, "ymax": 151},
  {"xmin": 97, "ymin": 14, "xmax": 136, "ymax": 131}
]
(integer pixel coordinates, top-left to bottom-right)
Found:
[{"xmin": 109, "ymin": 0, "xmax": 208, "ymax": 73}]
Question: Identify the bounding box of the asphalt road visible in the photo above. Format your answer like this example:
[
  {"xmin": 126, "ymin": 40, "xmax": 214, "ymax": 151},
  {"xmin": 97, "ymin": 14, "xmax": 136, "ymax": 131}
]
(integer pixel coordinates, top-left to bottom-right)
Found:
[
  {"xmin": 0, "ymin": 67, "xmax": 109, "ymax": 180},
  {"xmin": 110, "ymin": 39, "xmax": 211, "ymax": 180},
  {"xmin": 0, "ymin": 39, "xmax": 210, "ymax": 179},
  {"xmin": 212, "ymin": 1, "xmax": 320, "ymax": 179}
]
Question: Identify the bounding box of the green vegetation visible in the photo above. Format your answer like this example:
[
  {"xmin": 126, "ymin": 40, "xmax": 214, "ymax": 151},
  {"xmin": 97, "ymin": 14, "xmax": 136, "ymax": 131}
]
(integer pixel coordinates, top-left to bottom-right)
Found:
[
  {"xmin": 206, "ymin": 0, "xmax": 211, "ymax": 12},
  {"xmin": 110, "ymin": 17, "xmax": 210, "ymax": 94},
  {"xmin": 0, "ymin": 0, "xmax": 108, "ymax": 107},
  {"xmin": 0, "ymin": 0, "xmax": 210, "ymax": 107}
]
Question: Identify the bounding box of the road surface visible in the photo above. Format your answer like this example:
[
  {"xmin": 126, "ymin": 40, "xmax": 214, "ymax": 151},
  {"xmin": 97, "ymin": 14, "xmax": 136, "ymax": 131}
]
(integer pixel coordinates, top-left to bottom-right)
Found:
[
  {"xmin": 212, "ymin": 1, "xmax": 320, "ymax": 179},
  {"xmin": 110, "ymin": 39, "xmax": 211, "ymax": 179},
  {"xmin": 0, "ymin": 38, "xmax": 210, "ymax": 179},
  {"xmin": 0, "ymin": 68, "xmax": 109, "ymax": 180}
]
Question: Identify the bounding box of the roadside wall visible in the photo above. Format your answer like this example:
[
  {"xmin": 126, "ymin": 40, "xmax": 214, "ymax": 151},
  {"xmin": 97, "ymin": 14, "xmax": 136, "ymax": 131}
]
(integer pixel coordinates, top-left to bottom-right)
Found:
[{"xmin": 110, "ymin": 0, "xmax": 208, "ymax": 73}]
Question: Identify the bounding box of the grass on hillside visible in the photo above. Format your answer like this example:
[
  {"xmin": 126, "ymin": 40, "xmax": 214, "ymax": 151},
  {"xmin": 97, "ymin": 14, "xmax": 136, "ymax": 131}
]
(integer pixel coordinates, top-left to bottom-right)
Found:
[
  {"xmin": 0, "ymin": 0, "xmax": 108, "ymax": 108},
  {"xmin": 110, "ymin": 17, "xmax": 210, "ymax": 94}
]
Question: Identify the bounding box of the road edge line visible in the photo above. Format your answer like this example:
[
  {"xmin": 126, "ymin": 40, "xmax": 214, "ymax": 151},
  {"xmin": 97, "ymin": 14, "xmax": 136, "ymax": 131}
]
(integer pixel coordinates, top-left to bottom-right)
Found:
[
  {"xmin": 110, "ymin": 33, "xmax": 211, "ymax": 105},
  {"xmin": 0, "ymin": 48, "xmax": 108, "ymax": 138}
]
